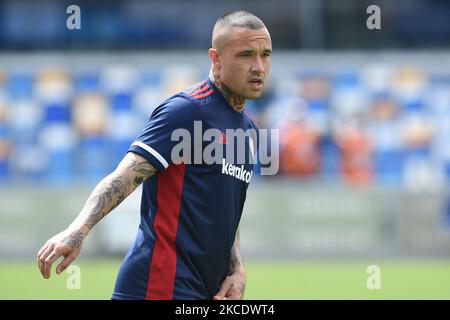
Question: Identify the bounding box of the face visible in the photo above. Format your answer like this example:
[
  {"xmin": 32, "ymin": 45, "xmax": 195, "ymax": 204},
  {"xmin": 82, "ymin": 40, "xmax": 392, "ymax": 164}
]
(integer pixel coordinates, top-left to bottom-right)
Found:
[{"xmin": 211, "ymin": 27, "xmax": 272, "ymax": 99}]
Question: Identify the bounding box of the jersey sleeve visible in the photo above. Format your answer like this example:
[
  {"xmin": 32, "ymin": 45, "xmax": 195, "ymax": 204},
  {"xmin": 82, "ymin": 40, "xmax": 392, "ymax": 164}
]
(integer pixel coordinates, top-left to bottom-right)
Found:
[{"xmin": 128, "ymin": 95, "xmax": 195, "ymax": 171}]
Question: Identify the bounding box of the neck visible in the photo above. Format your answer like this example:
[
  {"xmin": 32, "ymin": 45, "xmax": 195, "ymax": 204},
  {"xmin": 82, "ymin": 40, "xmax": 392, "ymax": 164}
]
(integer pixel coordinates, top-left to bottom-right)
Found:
[{"xmin": 209, "ymin": 71, "xmax": 245, "ymax": 113}]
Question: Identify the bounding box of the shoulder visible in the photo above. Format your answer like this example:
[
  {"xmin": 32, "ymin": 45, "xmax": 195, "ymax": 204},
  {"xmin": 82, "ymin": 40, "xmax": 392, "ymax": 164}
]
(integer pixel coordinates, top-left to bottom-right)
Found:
[
  {"xmin": 151, "ymin": 80, "xmax": 219, "ymax": 118},
  {"xmin": 181, "ymin": 80, "xmax": 220, "ymax": 106},
  {"xmin": 150, "ymin": 93, "xmax": 197, "ymax": 119}
]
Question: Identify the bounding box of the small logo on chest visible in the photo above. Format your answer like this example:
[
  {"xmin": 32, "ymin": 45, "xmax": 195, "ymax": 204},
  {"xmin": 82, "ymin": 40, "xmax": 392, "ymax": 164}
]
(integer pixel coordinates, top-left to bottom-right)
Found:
[{"xmin": 221, "ymin": 159, "xmax": 253, "ymax": 183}]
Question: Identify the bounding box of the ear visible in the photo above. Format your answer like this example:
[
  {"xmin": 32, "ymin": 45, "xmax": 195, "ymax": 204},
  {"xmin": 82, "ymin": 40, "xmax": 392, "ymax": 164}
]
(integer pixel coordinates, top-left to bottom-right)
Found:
[{"xmin": 208, "ymin": 48, "xmax": 221, "ymax": 71}]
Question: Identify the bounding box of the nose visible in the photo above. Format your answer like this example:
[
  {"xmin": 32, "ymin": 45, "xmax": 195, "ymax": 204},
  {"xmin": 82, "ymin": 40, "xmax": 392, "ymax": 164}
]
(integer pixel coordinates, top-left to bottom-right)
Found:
[{"xmin": 250, "ymin": 55, "xmax": 264, "ymax": 74}]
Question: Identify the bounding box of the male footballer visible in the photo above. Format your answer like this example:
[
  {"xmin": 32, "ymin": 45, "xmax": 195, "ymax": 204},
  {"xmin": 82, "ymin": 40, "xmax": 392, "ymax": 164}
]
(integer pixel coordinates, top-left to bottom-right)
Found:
[{"xmin": 37, "ymin": 10, "xmax": 272, "ymax": 300}]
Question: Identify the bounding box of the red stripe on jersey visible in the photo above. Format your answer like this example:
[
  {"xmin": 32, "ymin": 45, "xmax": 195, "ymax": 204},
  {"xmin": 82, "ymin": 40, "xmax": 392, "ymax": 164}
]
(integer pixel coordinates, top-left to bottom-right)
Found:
[
  {"xmin": 146, "ymin": 163, "xmax": 186, "ymax": 300},
  {"xmin": 188, "ymin": 81, "xmax": 206, "ymax": 95},
  {"xmin": 190, "ymin": 84, "xmax": 211, "ymax": 96},
  {"xmin": 193, "ymin": 89, "xmax": 214, "ymax": 100}
]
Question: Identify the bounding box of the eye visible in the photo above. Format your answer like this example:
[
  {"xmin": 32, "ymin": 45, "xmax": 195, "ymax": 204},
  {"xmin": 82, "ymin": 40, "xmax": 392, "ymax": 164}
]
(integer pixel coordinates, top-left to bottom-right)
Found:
[{"xmin": 239, "ymin": 52, "xmax": 252, "ymax": 57}]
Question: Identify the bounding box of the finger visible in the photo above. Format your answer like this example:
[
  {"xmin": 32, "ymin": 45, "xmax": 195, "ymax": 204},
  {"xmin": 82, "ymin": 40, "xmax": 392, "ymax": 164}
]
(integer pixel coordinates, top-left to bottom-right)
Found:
[
  {"xmin": 224, "ymin": 284, "xmax": 242, "ymax": 300},
  {"xmin": 37, "ymin": 244, "xmax": 51, "ymax": 263},
  {"xmin": 37, "ymin": 243, "xmax": 50, "ymax": 273},
  {"xmin": 214, "ymin": 279, "xmax": 232, "ymax": 300},
  {"xmin": 233, "ymin": 283, "xmax": 245, "ymax": 300},
  {"xmin": 37, "ymin": 245, "xmax": 45, "ymax": 269},
  {"xmin": 56, "ymin": 253, "xmax": 76, "ymax": 275},
  {"xmin": 37, "ymin": 243, "xmax": 49, "ymax": 259},
  {"xmin": 38, "ymin": 245, "xmax": 54, "ymax": 277},
  {"xmin": 43, "ymin": 249, "xmax": 62, "ymax": 279}
]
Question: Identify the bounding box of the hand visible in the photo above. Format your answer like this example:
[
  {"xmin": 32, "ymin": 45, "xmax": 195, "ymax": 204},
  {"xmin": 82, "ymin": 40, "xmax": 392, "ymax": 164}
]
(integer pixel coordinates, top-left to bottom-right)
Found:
[
  {"xmin": 213, "ymin": 270, "xmax": 247, "ymax": 300},
  {"xmin": 37, "ymin": 227, "xmax": 87, "ymax": 279}
]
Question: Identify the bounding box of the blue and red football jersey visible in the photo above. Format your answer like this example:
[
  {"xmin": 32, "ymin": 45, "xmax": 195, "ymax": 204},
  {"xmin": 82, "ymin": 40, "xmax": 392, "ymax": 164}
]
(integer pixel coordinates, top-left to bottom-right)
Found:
[{"xmin": 112, "ymin": 77, "xmax": 258, "ymax": 300}]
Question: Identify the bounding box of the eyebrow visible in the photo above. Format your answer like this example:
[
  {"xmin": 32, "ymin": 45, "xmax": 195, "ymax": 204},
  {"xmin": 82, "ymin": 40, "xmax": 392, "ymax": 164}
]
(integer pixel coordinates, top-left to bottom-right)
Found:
[
  {"xmin": 236, "ymin": 48, "xmax": 272, "ymax": 55},
  {"xmin": 236, "ymin": 50, "xmax": 254, "ymax": 55}
]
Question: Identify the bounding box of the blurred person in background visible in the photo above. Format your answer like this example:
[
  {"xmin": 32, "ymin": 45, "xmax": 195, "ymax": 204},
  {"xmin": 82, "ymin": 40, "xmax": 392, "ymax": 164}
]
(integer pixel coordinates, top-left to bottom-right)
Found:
[
  {"xmin": 268, "ymin": 71, "xmax": 329, "ymax": 178},
  {"xmin": 335, "ymin": 116, "xmax": 374, "ymax": 185},
  {"xmin": 37, "ymin": 10, "xmax": 272, "ymax": 300},
  {"xmin": 280, "ymin": 100, "xmax": 320, "ymax": 177}
]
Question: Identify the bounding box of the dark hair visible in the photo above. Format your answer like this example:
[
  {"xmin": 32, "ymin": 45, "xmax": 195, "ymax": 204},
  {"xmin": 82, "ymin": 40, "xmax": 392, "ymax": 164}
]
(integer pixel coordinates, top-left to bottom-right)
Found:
[{"xmin": 214, "ymin": 10, "xmax": 266, "ymax": 30}]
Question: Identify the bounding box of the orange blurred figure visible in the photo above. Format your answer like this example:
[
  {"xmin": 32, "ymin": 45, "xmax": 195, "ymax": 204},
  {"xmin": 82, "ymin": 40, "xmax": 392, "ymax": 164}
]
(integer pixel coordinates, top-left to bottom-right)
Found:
[
  {"xmin": 335, "ymin": 122, "xmax": 374, "ymax": 185},
  {"xmin": 280, "ymin": 104, "xmax": 320, "ymax": 177}
]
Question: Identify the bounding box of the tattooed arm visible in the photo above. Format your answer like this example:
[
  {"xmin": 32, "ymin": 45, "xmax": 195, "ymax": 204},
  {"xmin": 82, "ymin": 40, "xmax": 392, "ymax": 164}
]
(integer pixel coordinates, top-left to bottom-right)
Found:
[
  {"xmin": 229, "ymin": 229, "xmax": 245, "ymax": 276},
  {"xmin": 213, "ymin": 229, "xmax": 247, "ymax": 300},
  {"xmin": 37, "ymin": 152, "xmax": 157, "ymax": 279}
]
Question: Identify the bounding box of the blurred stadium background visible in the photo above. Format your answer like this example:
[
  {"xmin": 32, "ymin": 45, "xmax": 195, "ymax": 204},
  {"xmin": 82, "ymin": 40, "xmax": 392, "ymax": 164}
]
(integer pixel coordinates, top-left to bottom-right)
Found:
[{"xmin": 1, "ymin": 0, "xmax": 450, "ymax": 299}]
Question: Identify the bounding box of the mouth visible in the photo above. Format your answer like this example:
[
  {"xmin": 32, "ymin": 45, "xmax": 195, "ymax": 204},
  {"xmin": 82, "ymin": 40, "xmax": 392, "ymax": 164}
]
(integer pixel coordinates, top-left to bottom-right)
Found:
[{"xmin": 248, "ymin": 77, "xmax": 264, "ymax": 90}]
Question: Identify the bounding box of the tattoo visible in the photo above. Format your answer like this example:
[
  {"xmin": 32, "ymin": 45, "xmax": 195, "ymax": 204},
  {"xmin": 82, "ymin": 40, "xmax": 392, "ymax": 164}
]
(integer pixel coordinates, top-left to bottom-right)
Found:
[
  {"xmin": 63, "ymin": 230, "xmax": 84, "ymax": 250},
  {"xmin": 127, "ymin": 160, "xmax": 157, "ymax": 187},
  {"xmin": 228, "ymin": 229, "xmax": 246, "ymax": 297},
  {"xmin": 84, "ymin": 223, "xmax": 95, "ymax": 231},
  {"xmin": 229, "ymin": 229, "xmax": 244, "ymax": 274},
  {"xmin": 210, "ymin": 72, "xmax": 246, "ymax": 112},
  {"xmin": 76, "ymin": 156, "xmax": 157, "ymax": 231},
  {"xmin": 230, "ymin": 248, "xmax": 240, "ymax": 270}
]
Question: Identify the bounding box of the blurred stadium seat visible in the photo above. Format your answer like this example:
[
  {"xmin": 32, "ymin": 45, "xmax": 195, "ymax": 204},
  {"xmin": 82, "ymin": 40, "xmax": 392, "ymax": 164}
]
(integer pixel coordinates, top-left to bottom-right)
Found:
[{"xmin": 0, "ymin": 53, "xmax": 449, "ymax": 191}]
